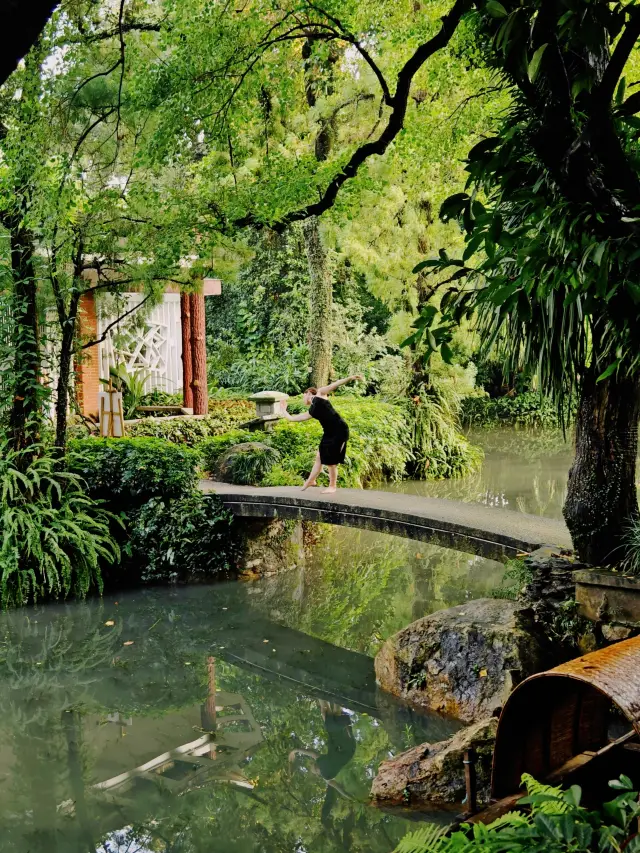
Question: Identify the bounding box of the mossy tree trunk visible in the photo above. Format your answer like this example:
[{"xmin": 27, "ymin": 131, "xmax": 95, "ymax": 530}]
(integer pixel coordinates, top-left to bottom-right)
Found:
[
  {"xmin": 8, "ymin": 223, "xmax": 42, "ymax": 456},
  {"xmin": 302, "ymin": 37, "xmax": 336, "ymax": 389},
  {"xmin": 303, "ymin": 216, "xmax": 333, "ymax": 388},
  {"xmin": 563, "ymin": 368, "xmax": 640, "ymax": 565}
]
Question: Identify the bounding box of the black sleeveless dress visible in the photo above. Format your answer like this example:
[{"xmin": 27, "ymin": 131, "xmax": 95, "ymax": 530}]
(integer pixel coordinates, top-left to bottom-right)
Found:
[{"xmin": 309, "ymin": 396, "xmax": 349, "ymax": 465}]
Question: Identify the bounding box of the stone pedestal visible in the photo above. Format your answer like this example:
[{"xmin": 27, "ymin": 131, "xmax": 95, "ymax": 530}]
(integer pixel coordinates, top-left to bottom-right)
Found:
[{"xmin": 248, "ymin": 391, "xmax": 289, "ymax": 419}]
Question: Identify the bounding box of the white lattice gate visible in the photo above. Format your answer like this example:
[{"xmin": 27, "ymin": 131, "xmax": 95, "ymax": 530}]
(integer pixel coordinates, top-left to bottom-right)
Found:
[{"xmin": 98, "ymin": 293, "xmax": 183, "ymax": 394}]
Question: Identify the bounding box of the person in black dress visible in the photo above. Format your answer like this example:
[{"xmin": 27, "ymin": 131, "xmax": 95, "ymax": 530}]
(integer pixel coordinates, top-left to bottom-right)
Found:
[{"xmin": 283, "ymin": 374, "xmax": 363, "ymax": 493}]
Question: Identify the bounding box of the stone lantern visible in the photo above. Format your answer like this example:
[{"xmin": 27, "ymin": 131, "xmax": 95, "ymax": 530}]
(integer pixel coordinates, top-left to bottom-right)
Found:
[{"xmin": 248, "ymin": 390, "xmax": 289, "ymax": 422}]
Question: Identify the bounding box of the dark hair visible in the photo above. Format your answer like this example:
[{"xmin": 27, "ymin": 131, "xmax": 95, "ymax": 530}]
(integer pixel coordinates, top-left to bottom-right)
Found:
[{"xmin": 305, "ymin": 387, "xmax": 318, "ymax": 395}]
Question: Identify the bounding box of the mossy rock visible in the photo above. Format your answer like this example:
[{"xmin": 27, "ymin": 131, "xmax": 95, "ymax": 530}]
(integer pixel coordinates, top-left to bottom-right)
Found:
[{"xmin": 214, "ymin": 442, "xmax": 280, "ymax": 485}]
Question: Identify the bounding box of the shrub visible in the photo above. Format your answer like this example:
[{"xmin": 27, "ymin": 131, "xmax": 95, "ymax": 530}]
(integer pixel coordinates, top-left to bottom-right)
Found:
[
  {"xmin": 620, "ymin": 516, "xmax": 640, "ymax": 575},
  {"xmin": 200, "ymin": 429, "xmax": 256, "ymax": 471},
  {"xmin": 215, "ymin": 442, "xmax": 282, "ymax": 485},
  {"xmin": 67, "ymin": 437, "xmax": 199, "ymax": 509},
  {"xmin": 124, "ymin": 406, "xmax": 253, "ymax": 446},
  {"xmin": 395, "ymin": 774, "xmax": 640, "ymax": 853},
  {"xmin": 408, "ymin": 385, "xmax": 483, "ymax": 480},
  {"xmin": 460, "ymin": 392, "xmax": 567, "ymax": 429},
  {"xmin": 0, "ymin": 443, "xmax": 119, "ymax": 607},
  {"xmin": 129, "ymin": 492, "xmax": 240, "ymax": 583},
  {"xmin": 205, "ymin": 398, "xmax": 413, "ymax": 488},
  {"xmin": 216, "ymin": 345, "xmax": 311, "ymax": 394}
]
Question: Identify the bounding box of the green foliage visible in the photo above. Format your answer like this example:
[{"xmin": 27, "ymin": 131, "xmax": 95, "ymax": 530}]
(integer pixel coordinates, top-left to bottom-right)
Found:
[
  {"xmin": 461, "ymin": 393, "xmax": 564, "ymax": 429},
  {"xmin": 103, "ymin": 363, "xmax": 151, "ymax": 419},
  {"xmin": 409, "ymin": 383, "xmax": 483, "ymax": 480},
  {"xmin": 405, "ymin": 1, "xmax": 640, "ymax": 413},
  {"xmin": 621, "ymin": 516, "xmax": 640, "ymax": 575},
  {"xmin": 129, "ymin": 492, "xmax": 240, "ymax": 583},
  {"xmin": 66, "ymin": 437, "xmax": 199, "ymax": 510},
  {"xmin": 218, "ymin": 442, "xmax": 282, "ymax": 486},
  {"xmin": 216, "ymin": 345, "xmax": 311, "ymax": 395},
  {"xmin": 124, "ymin": 404, "xmax": 252, "ymax": 446},
  {"xmin": 492, "ymin": 558, "xmax": 532, "ymax": 601},
  {"xmin": 271, "ymin": 398, "xmax": 412, "ymax": 488},
  {"xmin": 0, "ymin": 442, "xmax": 118, "ymax": 607},
  {"xmin": 394, "ymin": 775, "xmax": 640, "ymax": 853},
  {"xmin": 200, "ymin": 429, "xmax": 257, "ymax": 470}
]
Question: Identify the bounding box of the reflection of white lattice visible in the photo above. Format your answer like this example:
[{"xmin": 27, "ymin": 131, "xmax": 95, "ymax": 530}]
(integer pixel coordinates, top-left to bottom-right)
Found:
[{"xmin": 98, "ymin": 294, "xmax": 183, "ymax": 394}]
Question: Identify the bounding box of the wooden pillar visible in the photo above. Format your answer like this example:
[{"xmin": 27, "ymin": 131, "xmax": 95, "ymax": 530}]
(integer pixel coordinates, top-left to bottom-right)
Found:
[
  {"xmin": 190, "ymin": 291, "xmax": 208, "ymax": 415},
  {"xmin": 180, "ymin": 292, "xmax": 193, "ymax": 410}
]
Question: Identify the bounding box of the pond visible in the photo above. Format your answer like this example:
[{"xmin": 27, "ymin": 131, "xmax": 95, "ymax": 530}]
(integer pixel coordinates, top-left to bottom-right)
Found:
[
  {"xmin": 0, "ymin": 427, "xmax": 568, "ymax": 852},
  {"xmin": 381, "ymin": 427, "xmax": 574, "ymax": 520}
]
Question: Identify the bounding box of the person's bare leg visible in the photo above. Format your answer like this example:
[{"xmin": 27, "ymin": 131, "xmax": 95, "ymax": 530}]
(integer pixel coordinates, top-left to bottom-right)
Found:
[
  {"xmin": 302, "ymin": 452, "xmax": 322, "ymax": 491},
  {"xmin": 322, "ymin": 465, "xmax": 338, "ymax": 494}
]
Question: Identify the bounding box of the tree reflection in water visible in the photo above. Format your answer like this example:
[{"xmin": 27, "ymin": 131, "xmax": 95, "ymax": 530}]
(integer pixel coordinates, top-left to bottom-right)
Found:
[{"xmin": 0, "ymin": 594, "xmax": 456, "ymax": 853}]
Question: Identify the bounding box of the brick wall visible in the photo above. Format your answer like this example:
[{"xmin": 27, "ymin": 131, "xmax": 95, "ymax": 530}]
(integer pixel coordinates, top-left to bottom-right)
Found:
[{"xmin": 76, "ymin": 291, "xmax": 101, "ymax": 418}]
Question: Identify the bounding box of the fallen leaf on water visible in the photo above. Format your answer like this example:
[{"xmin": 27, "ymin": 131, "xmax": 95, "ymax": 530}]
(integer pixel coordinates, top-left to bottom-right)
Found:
[
  {"xmin": 105, "ymin": 620, "xmax": 115, "ymax": 627},
  {"xmin": 479, "ymin": 668, "xmax": 488, "ymax": 677},
  {"xmin": 272, "ymin": 649, "xmax": 276, "ymax": 653},
  {"xmin": 123, "ymin": 641, "xmax": 134, "ymax": 646},
  {"xmin": 263, "ymin": 639, "xmax": 269, "ymax": 644}
]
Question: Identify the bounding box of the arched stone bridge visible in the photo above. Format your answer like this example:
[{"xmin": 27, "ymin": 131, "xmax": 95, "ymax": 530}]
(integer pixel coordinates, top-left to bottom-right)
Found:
[{"xmin": 201, "ymin": 482, "xmax": 572, "ymax": 560}]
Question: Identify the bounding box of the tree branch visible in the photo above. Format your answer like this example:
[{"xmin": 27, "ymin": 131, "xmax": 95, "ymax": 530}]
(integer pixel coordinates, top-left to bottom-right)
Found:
[
  {"xmin": 597, "ymin": 6, "xmax": 640, "ymax": 107},
  {"xmin": 81, "ymin": 294, "xmax": 152, "ymax": 350},
  {"xmin": 234, "ymin": 0, "xmax": 471, "ymax": 232}
]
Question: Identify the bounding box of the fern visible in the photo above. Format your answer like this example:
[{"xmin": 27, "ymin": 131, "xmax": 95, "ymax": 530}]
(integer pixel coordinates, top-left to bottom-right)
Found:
[
  {"xmin": 394, "ymin": 823, "xmax": 449, "ymax": 853},
  {"xmin": 0, "ymin": 441, "xmax": 120, "ymax": 607},
  {"xmin": 520, "ymin": 773, "xmax": 572, "ymax": 814}
]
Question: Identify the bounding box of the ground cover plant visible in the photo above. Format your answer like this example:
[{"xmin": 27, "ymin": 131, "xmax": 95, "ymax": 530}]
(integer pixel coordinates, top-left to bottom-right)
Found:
[{"xmin": 395, "ymin": 774, "xmax": 640, "ymax": 853}]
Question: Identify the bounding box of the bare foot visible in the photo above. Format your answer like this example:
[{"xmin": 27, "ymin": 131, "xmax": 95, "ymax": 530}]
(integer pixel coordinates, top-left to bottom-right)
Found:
[
  {"xmin": 321, "ymin": 487, "xmax": 337, "ymax": 494},
  {"xmin": 301, "ymin": 482, "xmax": 317, "ymax": 491}
]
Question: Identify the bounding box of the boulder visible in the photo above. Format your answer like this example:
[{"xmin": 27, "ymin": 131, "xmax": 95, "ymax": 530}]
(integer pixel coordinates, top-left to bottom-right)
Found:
[
  {"xmin": 371, "ymin": 717, "xmax": 498, "ymax": 807},
  {"xmin": 374, "ymin": 599, "xmax": 547, "ymax": 723},
  {"xmin": 214, "ymin": 442, "xmax": 278, "ymax": 485}
]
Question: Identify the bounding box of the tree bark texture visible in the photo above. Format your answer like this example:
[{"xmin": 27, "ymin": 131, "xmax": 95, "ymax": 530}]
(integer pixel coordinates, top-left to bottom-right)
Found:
[
  {"xmin": 563, "ymin": 369, "xmax": 640, "ymax": 565},
  {"xmin": 189, "ymin": 292, "xmax": 208, "ymax": 415},
  {"xmin": 54, "ymin": 292, "xmax": 80, "ymax": 451},
  {"xmin": 180, "ymin": 292, "xmax": 194, "ymax": 409},
  {"xmin": 303, "ymin": 216, "xmax": 333, "ymax": 388},
  {"xmin": 8, "ymin": 225, "xmax": 41, "ymax": 455}
]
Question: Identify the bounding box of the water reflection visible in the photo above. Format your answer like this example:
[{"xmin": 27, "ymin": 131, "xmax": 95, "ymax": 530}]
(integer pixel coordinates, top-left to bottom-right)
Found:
[
  {"xmin": 0, "ymin": 583, "xmax": 467, "ymax": 853},
  {"xmin": 381, "ymin": 428, "xmax": 574, "ymax": 519}
]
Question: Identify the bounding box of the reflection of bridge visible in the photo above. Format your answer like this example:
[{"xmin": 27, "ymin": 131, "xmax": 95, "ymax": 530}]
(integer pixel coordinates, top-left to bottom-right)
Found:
[{"xmin": 201, "ymin": 482, "xmax": 571, "ymax": 559}]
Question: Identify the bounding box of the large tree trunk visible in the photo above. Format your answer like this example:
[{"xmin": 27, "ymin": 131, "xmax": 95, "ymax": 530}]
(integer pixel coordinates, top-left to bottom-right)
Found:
[
  {"xmin": 303, "ymin": 216, "xmax": 332, "ymax": 388},
  {"xmin": 9, "ymin": 225, "xmax": 41, "ymax": 455},
  {"xmin": 54, "ymin": 292, "xmax": 80, "ymax": 451},
  {"xmin": 189, "ymin": 292, "xmax": 208, "ymax": 415},
  {"xmin": 563, "ymin": 369, "xmax": 640, "ymax": 565},
  {"xmin": 180, "ymin": 292, "xmax": 194, "ymax": 409}
]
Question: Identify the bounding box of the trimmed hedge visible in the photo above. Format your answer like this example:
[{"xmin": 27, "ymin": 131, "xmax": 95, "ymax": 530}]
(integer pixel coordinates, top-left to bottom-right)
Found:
[{"xmin": 67, "ymin": 437, "xmax": 199, "ymax": 508}]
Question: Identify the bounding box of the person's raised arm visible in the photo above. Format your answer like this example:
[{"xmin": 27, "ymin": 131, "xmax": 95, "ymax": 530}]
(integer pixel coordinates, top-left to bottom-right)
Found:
[
  {"xmin": 282, "ymin": 409, "xmax": 312, "ymax": 422},
  {"xmin": 318, "ymin": 374, "xmax": 364, "ymax": 396}
]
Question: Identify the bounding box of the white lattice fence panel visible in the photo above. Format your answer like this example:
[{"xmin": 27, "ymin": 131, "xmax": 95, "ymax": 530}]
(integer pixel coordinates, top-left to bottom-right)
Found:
[{"xmin": 98, "ymin": 294, "xmax": 183, "ymax": 394}]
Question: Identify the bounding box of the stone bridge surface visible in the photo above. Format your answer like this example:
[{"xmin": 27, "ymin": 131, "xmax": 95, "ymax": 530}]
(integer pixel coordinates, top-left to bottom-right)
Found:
[{"xmin": 201, "ymin": 482, "xmax": 572, "ymax": 559}]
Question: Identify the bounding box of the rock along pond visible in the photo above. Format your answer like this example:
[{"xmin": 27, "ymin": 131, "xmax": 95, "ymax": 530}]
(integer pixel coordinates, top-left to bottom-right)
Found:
[{"xmin": 0, "ymin": 428, "xmax": 576, "ymax": 853}]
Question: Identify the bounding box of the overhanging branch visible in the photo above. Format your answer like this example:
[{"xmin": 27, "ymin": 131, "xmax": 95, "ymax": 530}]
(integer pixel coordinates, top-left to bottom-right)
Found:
[{"xmin": 234, "ymin": 0, "xmax": 471, "ymax": 232}]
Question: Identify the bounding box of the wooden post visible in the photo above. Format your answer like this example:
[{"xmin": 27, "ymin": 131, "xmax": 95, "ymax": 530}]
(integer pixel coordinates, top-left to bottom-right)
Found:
[
  {"xmin": 464, "ymin": 748, "xmax": 478, "ymax": 816},
  {"xmin": 180, "ymin": 292, "xmax": 194, "ymax": 410},
  {"xmin": 189, "ymin": 291, "xmax": 208, "ymax": 415}
]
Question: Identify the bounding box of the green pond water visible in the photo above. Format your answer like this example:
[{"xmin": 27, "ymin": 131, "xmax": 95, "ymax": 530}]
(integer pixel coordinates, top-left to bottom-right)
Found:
[{"xmin": 0, "ymin": 427, "xmax": 575, "ymax": 853}]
